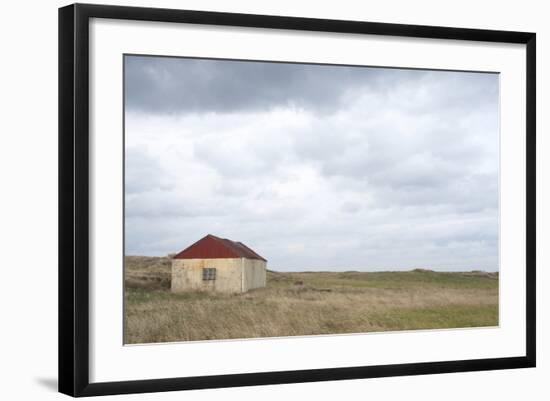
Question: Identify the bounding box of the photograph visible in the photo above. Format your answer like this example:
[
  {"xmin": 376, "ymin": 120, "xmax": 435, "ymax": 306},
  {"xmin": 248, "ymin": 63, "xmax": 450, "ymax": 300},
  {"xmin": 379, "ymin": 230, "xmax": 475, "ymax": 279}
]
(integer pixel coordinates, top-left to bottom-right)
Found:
[
  {"xmin": 123, "ymin": 55, "xmax": 500, "ymax": 344},
  {"xmin": 54, "ymin": 2, "xmax": 537, "ymax": 396}
]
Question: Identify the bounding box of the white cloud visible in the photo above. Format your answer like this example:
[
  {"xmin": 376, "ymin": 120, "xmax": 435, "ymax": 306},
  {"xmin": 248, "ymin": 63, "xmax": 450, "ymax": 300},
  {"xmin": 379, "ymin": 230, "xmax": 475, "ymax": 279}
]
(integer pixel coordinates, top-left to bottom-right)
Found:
[{"xmin": 125, "ymin": 59, "xmax": 499, "ymax": 272}]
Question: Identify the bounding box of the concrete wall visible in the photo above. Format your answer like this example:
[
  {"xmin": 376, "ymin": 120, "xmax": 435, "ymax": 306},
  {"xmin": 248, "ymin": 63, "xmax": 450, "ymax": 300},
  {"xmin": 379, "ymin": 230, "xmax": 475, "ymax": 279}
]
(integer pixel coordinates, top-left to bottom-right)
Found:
[
  {"xmin": 171, "ymin": 258, "xmax": 267, "ymax": 293},
  {"xmin": 171, "ymin": 258, "xmax": 242, "ymax": 293},
  {"xmin": 243, "ymin": 259, "xmax": 267, "ymax": 292}
]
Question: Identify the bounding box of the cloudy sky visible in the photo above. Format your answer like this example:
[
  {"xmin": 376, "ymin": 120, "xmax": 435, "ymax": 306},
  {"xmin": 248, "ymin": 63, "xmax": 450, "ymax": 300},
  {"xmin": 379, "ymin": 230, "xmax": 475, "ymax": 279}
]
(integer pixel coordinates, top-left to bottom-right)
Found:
[{"xmin": 124, "ymin": 55, "xmax": 499, "ymax": 272}]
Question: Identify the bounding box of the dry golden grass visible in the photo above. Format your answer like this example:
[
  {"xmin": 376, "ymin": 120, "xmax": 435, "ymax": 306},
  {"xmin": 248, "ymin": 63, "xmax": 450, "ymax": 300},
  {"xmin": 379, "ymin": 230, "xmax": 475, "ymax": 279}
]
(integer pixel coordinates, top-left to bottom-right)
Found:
[
  {"xmin": 124, "ymin": 256, "xmax": 499, "ymax": 344},
  {"xmin": 124, "ymin": 255, "xmax": 171, "ymax": 289}
]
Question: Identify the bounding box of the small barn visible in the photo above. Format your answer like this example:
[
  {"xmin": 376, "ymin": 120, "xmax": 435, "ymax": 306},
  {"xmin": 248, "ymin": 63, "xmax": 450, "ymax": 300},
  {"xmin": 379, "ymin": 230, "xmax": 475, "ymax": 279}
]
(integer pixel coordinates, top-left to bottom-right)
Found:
[{"xmin": 171, "ymin": 234, "xmax": 267, "ymax": 293}]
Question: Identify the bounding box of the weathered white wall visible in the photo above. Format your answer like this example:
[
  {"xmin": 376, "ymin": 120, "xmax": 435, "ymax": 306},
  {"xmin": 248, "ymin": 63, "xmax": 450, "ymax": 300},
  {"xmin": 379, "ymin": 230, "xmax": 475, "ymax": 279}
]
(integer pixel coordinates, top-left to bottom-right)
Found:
[
  {"xmin": 243, "ymin": 259, "xmax": 267, "ymax": 292},
  {"xmin": 172, "ymin": 258, "xmax": 267, "ymax": 293},
  {"xmin": 171, "ymin": 258, "xmax": 243, "ymax": 293}
]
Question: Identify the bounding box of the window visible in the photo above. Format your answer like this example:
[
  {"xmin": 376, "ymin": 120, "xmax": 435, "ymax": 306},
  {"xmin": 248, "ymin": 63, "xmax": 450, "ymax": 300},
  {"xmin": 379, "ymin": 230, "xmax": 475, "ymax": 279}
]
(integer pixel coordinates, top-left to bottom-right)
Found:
[{"xmin": 202, "ymin": 267, "xmax": 216, "ymax": 281}]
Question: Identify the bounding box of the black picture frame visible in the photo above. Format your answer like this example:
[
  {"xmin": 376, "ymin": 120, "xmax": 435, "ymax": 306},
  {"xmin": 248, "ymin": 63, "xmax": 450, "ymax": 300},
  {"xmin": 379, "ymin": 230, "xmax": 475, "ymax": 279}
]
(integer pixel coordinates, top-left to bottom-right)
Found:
[{"xmin": 59, "ymin": 3, "xmax": 536, "ymax": 397}]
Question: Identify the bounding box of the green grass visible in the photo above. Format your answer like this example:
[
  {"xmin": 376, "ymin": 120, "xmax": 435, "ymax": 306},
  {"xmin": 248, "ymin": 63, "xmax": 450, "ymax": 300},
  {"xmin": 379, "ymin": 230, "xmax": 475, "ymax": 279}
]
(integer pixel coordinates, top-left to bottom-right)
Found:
[
  {"xmin": 273, "ymin": 269, "xmax": 498, "ymax": 290},
  {"xmin": 369, "ymin": 304, "xmax": 499, "ymax": 331}
]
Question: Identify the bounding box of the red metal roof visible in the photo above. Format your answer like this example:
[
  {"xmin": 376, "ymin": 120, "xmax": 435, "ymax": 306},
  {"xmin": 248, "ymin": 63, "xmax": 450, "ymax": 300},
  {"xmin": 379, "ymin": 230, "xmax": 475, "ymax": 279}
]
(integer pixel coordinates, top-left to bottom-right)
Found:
[{"xmin": 173, "ymin": 234, "xmax": 267, "ymax": 261}]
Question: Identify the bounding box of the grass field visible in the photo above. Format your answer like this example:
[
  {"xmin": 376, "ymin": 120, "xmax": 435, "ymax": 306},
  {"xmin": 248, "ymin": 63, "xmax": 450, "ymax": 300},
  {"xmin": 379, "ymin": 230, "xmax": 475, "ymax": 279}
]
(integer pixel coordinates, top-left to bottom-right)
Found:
[{"xmin": 124, "ymin": 256, "xmax": 499, "ymax": 344}]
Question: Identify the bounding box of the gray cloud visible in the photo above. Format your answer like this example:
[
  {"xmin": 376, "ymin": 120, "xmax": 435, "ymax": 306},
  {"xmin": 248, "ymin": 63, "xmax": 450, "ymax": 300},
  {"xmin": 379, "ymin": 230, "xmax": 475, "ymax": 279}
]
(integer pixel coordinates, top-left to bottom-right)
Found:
[
  {"xmin": 124, "ymin": 55, "xmax": 499, "ymax": 271},
  {"xmin": 124, "ymin": 55, "xmax": 448, "ymax": 114}
]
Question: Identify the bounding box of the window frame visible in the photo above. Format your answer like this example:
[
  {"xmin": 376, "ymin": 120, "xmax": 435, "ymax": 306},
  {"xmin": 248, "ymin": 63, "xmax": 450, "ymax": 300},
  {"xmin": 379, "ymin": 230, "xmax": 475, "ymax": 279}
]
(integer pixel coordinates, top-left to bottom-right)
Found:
[{"xmin": 202, "ymin": 267, "xmax": 217, "ymax": 281}]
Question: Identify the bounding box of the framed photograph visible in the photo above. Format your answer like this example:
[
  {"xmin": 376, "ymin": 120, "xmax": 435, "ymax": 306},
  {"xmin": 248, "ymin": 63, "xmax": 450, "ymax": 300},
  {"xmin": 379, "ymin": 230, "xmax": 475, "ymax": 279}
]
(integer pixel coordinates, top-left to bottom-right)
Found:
[{"xmin": 58, "ymin": 3, "xmax": 536, "ymax": 397}]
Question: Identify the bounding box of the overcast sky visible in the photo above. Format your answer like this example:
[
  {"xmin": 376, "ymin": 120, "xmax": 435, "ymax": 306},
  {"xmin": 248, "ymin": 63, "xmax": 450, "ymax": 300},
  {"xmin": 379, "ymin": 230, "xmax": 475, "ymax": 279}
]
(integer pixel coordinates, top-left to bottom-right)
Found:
[{"xmin": 124, "ymin": 55, "xmax": 499, "ymax": 272}]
